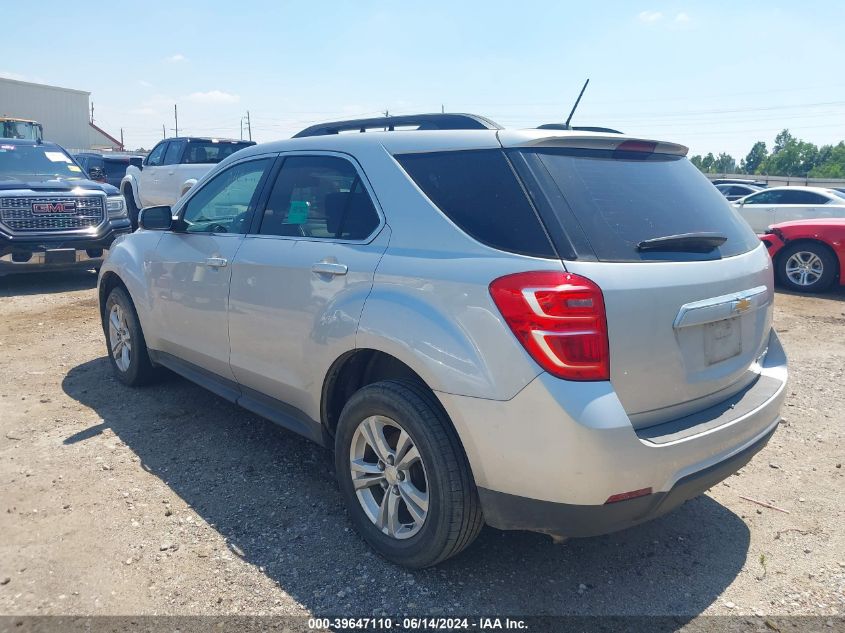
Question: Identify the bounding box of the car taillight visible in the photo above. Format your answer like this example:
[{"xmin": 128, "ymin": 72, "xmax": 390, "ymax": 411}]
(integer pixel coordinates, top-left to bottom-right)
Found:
[{"xmin": 489, "ymin": 271, "xmax": 609, "ymax": 381}]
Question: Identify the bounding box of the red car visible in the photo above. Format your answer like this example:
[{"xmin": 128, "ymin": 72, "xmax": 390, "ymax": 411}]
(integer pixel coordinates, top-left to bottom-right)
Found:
[{"xmin": 760, "ymin": 219, "xmax": 845, "ymax": 293}]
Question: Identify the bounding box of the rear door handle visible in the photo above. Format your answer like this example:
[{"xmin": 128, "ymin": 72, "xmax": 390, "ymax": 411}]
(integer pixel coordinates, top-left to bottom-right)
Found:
[
  {"xmin": 205, "ymin": 257, "xmax": 228, "ymax": 268},
  {"xmin": 311, "ymin": 262, "xmax": 348, "ymax": 276}
]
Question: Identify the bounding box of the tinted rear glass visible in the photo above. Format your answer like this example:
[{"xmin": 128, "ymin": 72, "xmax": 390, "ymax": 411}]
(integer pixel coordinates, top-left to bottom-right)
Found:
[
  {"xmin": 183, "ymin": 141, "xmax": 253, "ymax": 164},
  {"xmin": 103, "ymin": 158, "xmax": 130, "ymax": 179},
  {"xmin": 395, "ymin": 150, "xmax": 555, "ymax": 258},
  {"xmin": 517, "ymin": 148, "xmax": 760, "ymax": 262}
]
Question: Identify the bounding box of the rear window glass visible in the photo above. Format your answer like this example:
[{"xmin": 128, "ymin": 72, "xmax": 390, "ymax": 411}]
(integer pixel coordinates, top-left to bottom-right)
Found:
[
  {"xmin": 517, "ymin": 148, "xmax": 760, "ymax": 262},
  {"xmin": 183, "ymin": 141, "xmax": 254, "ymax": 164},
  {"xmin": 395, "ymin": 150, "xmax": 555, "ymax": 258},
  {"xmin": 102, "ymin": 159, "xmax": 130, "ymax": 179}
]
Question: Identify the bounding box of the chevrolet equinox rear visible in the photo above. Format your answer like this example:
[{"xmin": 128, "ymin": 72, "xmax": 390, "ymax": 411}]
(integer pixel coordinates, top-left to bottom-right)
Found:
[{"xmin": 98, "ymin": 114, "xmax": 787, "ymax": 568}]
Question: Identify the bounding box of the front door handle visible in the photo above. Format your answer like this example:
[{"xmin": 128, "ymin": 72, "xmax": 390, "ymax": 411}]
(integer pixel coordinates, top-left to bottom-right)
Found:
[
  {"xmin": 312, "ymin": 262, "xmax": 348, "ymax": 276},
  {"xmin": 206, "ymin": 257, "xmax": 228, "ymax": 268}
]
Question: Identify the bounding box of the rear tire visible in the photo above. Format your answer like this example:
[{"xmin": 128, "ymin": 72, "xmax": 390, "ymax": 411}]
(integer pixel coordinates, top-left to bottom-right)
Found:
[
  {"xmin": 776, "ymin": 242, "xmax": 838, "ymax": 293},
  {"xmin": 335, "ymin": 380, "xmax": 483, "ymax": 568},
  {"xmin": 104, "ymin": 287, "xmax": 157, "ymax": 386}
]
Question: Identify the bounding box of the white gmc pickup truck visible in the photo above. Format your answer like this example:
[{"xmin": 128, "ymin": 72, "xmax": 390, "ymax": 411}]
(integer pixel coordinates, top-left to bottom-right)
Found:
[{"xmin": 120, "ymin": 137, "xmax": 254, "ymax": 227}]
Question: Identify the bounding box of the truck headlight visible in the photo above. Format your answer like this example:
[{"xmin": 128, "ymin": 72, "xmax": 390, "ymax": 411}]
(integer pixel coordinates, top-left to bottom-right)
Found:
[{"xmin": 106, "ymin": 195, "xmax": 127, "ymax": 219}]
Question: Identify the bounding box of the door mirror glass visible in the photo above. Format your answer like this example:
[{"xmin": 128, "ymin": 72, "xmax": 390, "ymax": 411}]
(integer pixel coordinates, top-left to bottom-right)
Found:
[{"xmin": 138, "ymin": 205, "xmax": 173, "ymax": 230}]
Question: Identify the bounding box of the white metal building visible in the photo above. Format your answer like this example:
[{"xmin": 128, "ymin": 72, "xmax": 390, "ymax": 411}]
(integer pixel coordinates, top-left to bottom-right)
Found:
[{"xmin": 0, "ymin": 77, "xmax": 122, "ymax": 151}]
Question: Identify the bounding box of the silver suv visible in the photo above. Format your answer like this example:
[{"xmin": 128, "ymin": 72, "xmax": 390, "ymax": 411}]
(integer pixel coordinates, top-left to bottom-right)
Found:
[{"xmin": 98, "ymin": 114, "xmax": 787, "ymax": 568}]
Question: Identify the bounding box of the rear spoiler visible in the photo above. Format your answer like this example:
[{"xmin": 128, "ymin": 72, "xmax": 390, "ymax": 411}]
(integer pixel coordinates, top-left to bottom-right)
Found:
[{"xmin": 498, "ymin": 130, "xmax": 689, "ymax": 157}]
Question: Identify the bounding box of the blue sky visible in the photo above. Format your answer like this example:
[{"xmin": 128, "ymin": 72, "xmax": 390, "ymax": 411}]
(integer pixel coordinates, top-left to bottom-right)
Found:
[{"xmin": 3, "ymin": 0, "xmax": 845, "ymax": 158}]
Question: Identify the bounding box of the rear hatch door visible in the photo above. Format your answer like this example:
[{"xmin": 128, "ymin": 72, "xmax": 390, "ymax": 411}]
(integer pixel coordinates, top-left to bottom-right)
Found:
[{"xmin": 504, "ymin": 132, "xmax": 773, "ymax": 427}]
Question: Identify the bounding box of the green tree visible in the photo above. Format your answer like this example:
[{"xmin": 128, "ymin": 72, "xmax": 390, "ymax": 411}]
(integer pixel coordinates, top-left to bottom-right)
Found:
[
  {"xmin": 759, "ymin": 129, "xmax": 819, "ymax": 177},
  {"xmin": 809, "ymin": 142, "xmax": 845, "ymax": 178},
  {"xmin": 701, "ymin": 152, "xmax": 716, "ymax": 172},
  {"xmin": 713, "ymin": 152, "xmax": 737, "ymax": 173},
  {"xmin": 743, "ymin": 141, "xmax": 768, "ymax": 174}
]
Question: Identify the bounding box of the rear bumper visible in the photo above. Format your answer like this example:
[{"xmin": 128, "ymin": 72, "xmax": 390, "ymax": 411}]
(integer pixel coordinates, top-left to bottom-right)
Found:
[
  {"xmin": 437, "ymin": 329, "xmax": 787, "ymax": 537},
  {"xmin": 0, "ymin": 220, "xmax": 131, "ymax": 274},
  {"xmin": 478, "ymin": 423, "xmax": 776, "ymax": 538}
]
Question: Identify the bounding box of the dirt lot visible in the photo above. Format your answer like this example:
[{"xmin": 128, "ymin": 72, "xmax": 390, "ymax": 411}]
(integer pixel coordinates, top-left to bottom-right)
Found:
[{"xmin": 0, "ymin": 271, "xmax": 843, "ymax": 620}]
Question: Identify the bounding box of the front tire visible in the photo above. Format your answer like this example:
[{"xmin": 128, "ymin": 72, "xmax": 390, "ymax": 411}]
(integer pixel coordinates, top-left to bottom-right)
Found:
[
  {"xmin": 123, "ymin": 188, "xmax": 140, "ymax": 230},
  {"xmin": 777, "ymin": 242, "xmax": 838, "ymax": 293},
  {"xmin": 104, "ymin": 287, "xmax": 156, "ymax": 386},
  {"xmin": 335, "ymin": 380, "xmax": 483, "ymax": 568}
]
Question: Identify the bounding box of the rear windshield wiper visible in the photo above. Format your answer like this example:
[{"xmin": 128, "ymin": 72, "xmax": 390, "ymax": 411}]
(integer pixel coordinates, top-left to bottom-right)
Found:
[{"xmin": 636, "ymin": 232, "xmax": 727, "ymax": 253}]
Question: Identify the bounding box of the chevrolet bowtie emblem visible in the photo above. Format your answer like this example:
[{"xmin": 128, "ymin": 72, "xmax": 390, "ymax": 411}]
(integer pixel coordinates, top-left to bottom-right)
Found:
[{"xmin": 733, "ymin": 297, "xmax": 752, "ymax": 313}]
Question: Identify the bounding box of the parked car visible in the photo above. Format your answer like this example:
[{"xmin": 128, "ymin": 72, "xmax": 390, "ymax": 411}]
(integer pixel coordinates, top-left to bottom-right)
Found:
[
  {"xmin": 98, "ymin": 114, "xmax": 787, "ymax": 568},
  {"xmin": 733, "ymin": 186, "xmax": 845, "ymax": 232},
  {"xmin": 716, "ymin": 182, "xmax": 762, "ymax": 201},
  {"xmin": 0, "ymin": 139, "xmax": 131, "ymax": 274},
  {"xmin": 121, "ymin": 137, "xmax": 255, "ymax": 228},
  {"xmin": 74, "ymin": 152, "xmax": 144, "ymax": 189},
  {"xmin": 761, "ymin": 219, "xmax": 845, "ymax": 293}
]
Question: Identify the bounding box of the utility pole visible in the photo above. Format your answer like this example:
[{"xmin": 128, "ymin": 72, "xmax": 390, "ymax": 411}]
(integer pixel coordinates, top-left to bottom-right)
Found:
[
  {"xmin": 162, "ymin": 124, "xmax": 166, "ymax": 139},
  {"xmin": 90, "ymin": 102, "xmax": 94, "ymax": 124},
  {"xmin": 120, "ymin": 128, "xmax": 124, "ymax": 150},
  {"xmin": 174, "ymin": 104, "xmax": 179, "ymax": 138},
  {"xmin": 441, "ymin": 104, "xmax": 445, "ymax": 114},
  {"xmin": 240, "ymin": 117, "xmax": 243, "ymax": 140},
  {"xmin": 245, "ymin": 110, "xmax": 252, "ymax": 141}
]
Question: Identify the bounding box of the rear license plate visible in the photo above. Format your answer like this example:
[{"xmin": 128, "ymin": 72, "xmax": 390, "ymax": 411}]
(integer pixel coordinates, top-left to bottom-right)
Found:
[
  {"xmin": 704, "ymin": 317, "xmax": 741, "ymax": 365},
  {"xmin": 44, "ymin": 249, "xmax": 76, "ymax": 265}
]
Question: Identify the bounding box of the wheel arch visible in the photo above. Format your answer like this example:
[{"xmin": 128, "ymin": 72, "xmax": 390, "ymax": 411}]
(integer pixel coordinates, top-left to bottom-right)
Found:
[
  {"xmin": 98, "ymin": 270, "xmax": 130, "ymax": 326},
  {"xmin": 321, "ymin": 349, "xmax": 432, "ymax": 437}
]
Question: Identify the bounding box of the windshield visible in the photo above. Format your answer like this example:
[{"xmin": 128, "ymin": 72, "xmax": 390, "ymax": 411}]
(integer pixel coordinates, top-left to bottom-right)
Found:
[
  {"xmin": 2, "ymin": 121, "xmax": 41, "ymax": 141},
  {"xmin": 0, "ymin": 144, "xmax": 84, "ymax": 180}
]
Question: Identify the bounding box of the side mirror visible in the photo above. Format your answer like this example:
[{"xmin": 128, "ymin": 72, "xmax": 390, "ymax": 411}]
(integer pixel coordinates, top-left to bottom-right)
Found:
[
  {"xmin": 138, "ymin": 206, "xmax": 173, "ymax": 231},
  {"xmin": 129, "ymin": 157, "xmax": 143, "ymax": 170},
  {"xmin": 88, "ymin": 166, "xmax": 106, "ymax": 182}
]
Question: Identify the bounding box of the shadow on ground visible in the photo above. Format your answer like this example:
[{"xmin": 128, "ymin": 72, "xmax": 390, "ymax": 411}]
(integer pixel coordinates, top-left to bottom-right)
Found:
[
  {"xmin": 0, "ymin": 269, "xmax": 98, "ymax": 297},
  {"xmin": 63, "ymin": 357, "xmax": 750, "ymax": 617}
]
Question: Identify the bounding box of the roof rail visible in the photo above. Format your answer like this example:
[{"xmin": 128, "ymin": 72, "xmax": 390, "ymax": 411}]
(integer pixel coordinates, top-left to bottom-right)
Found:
[
  {"xmin": 293, "ymin": 113, "xmax": 502, "ymax": 138},
  {"xmin": 537, "ymin": 123, "xmax": 623, "ymax": 134}
]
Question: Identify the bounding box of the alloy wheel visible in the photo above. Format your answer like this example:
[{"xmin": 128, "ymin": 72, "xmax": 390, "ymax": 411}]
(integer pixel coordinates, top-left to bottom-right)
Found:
[
  {"xmin": 108, "ymin": 304, "xmax": 132, "ymax": 372},
  {"xmin": 785, "ymin": 251, "xmax": 824, "ymax": 287},
  {"xmin": 349, "ymin": 415, "xmax": 429, "ymax": 539}
]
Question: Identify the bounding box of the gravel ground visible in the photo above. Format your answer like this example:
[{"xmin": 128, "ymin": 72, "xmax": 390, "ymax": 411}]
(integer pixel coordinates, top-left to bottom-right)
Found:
[{"xmin": 0, "ymin": 270, "xmax": 843, "ymax": 620}]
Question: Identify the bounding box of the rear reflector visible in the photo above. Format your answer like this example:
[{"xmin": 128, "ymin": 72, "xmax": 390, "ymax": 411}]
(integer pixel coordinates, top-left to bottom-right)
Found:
[
  {"xmin": 605, "ymin": 487, "xmax": 653, "ymax": 504},
  {"xmin": 489, "ymin": 271, "xmax": 609, "ymax": 381}
]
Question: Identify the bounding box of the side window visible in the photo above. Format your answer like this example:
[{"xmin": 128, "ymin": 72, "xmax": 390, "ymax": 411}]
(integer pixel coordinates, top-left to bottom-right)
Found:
[
  {"xmin": 162, "ymin": 140, "xmax": 186, "ymax": 165},
  {"xmin": 781, "ymin": 191, "xmax": 829, "ymax": 205},
  {"xmin": 146, "ymin": 142, "xmax": 168, "ymax": 167},
  {"xmin": 745, "ymin": 190, "xmax": 783, "ymax": 204},
  {"xmin": 396, "ymin": 150, "xmax": 555, "ymax": 257},
  {"xmin": 258, "ymin": 155, "xmax": 380, "ymax": 240},
  {"xmin": 181, "ymin": 159, "xmax": 271, "ymax": 234}
]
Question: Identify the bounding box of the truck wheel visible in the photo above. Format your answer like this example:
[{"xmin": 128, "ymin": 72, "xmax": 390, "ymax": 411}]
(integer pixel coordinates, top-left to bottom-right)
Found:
[
  {"xmin": 104, "ymin": 287, "xmax": 156, "ymax": 386},
  {"xmin": 777, "ymin": 242, "xmax": 838, "ymax": 293},
  {"xmin": 335, "ymin": 380, "xmax": 483, "ymax": 568},
  {"xmin": 123, "ymin": 188, "xmax": 140, "ymax": 230}
]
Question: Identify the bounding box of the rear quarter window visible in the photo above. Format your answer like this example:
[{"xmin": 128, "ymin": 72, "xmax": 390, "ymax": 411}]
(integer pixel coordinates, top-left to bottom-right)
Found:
[
  {"xmin": 515, "ymin": 148, "xmax": 761, "ymax": 262},
  {"xmin": 395, "ymin": 150, "xmax": 555, "ymax": 258}
]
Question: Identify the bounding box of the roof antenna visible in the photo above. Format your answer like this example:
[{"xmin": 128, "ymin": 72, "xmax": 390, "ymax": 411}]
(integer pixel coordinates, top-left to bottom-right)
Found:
[{"xmin": 564, "ymin": 78, "xmax": 590, "ymax": 129}]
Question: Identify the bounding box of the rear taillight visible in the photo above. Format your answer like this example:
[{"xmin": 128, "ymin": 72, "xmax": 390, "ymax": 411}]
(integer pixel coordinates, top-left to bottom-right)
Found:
[{"xmin": 489, "ymin": 271, "xmax": 609, "ymax": 381}]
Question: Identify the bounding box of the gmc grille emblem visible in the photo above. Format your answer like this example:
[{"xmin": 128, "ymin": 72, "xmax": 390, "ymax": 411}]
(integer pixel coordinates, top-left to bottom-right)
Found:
[{"xmin": 32, "ymin": 202, "xmax": 76, "ymax": 214}]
